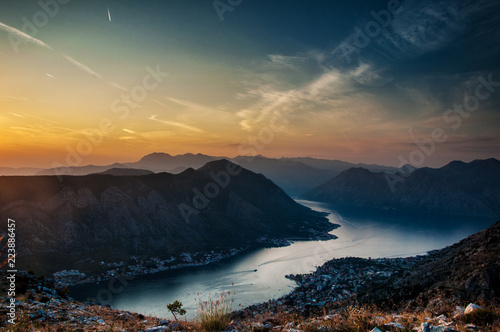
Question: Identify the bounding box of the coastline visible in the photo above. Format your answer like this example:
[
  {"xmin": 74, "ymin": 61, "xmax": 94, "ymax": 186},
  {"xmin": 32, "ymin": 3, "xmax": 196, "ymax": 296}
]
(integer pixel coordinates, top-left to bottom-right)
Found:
[{"xmin": 57, "ymin": 225, "xmax": 339, "ymax": 289}]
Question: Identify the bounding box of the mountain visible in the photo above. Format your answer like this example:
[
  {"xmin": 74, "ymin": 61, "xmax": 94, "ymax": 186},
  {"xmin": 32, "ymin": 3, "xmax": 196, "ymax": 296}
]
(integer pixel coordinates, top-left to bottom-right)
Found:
[
  {"xmin": 10, "ymin": 153, "xmax": 397, "ymax": 197},
  {"xmin": 0, "ymin": 160, "xmax": 334, "ymax": 276},
  {"xmin": 92, "ymin": 168, "xmax": 154, "ymax": 176},
  {"xmin": 301, "ymin": 158, "xmax": 500, "ymax": 218},
  {"xmin": 282, "ymin": 157, "xmax": 397, "ymax": 174},
  {"xmin": 0, "ymin": 167, "xmax": 44, "ymax": 176},
  {"xmin": 232, "ymin": 155, "xmax": 397, "ymax": 197},
  {"xmin": 37, "ymin": 163, "xmax": 129, "ymax": 176},
  {"xmin": 132, "ymin": 152, "xmax": 220, "ymax": 172},
  {"xmin": 232, "ymin": 156, "xmax": 339, "ymax": 197}
]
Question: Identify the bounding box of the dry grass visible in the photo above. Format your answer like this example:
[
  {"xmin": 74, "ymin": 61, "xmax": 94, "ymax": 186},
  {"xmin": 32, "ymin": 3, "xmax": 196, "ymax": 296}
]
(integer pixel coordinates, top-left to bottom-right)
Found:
[
  {"xmin": 197, "ymin": 290, "xmax": 234, "ymax": 331},
  {"xmin": 249, "ymin": 303, "xmax": 500, "ymax": 332}
]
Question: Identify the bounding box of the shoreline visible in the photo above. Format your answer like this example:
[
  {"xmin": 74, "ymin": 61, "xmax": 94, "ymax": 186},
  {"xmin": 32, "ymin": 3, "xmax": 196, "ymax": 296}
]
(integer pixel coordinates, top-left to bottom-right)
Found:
[{"xmin": 57, "ymin": 228, "xmax": 339, "ymax": 289}]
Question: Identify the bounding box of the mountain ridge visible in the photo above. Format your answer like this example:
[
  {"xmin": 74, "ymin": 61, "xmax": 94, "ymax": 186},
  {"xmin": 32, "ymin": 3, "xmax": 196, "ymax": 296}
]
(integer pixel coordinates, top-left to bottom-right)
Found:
[
  {"xmin": 4, "ymin": 152, "xmax": 398, "ymax": 197},
  {"xmin": 0, "ymin": 160, "xmax": 335, "ymax": 277},
  {"xmin": 301, "ymin": 158, "xmax": 500, "ymax": 217}
]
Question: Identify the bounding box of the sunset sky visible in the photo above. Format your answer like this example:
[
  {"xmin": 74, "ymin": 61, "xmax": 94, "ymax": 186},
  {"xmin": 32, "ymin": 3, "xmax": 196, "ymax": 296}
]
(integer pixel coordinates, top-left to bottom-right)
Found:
[{"xmin": 1, "ymin": 0, "xmax": 500, "ymax": 168}]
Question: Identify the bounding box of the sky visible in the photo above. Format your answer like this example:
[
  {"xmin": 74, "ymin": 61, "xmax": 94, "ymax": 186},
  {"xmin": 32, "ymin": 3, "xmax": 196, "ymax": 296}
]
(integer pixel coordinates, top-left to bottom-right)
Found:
[{"xmin": 1, "ymin": 0, "xmax": 500, "ymax": 169}]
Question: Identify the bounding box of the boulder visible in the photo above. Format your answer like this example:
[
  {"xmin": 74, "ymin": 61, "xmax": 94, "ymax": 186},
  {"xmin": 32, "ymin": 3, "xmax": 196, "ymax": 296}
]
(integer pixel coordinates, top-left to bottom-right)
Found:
[{"xmin": 464, "ymin": 303, "xmax": 484, "ymax": 314}]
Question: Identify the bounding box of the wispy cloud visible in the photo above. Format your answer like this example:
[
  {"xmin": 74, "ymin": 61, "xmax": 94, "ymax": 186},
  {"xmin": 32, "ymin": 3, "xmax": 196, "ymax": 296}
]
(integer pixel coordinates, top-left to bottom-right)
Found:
[
  {"xmin": 9, "ymin": 112, "xmax": 59, "ymax": 125},
  {"xmin": 149, "ymin": 114, "xmax": 205, "ymax": 133},
  {"xmin": 122, "ymin": 128, "xmax": 137, "ymax": 134},
  {"xmin": 235, "ymin": 60, "xmax": 392, "ymax": 131},
  {"xmin": 381, "ymin": 1, "xmax": 465, "ymax": 59}
]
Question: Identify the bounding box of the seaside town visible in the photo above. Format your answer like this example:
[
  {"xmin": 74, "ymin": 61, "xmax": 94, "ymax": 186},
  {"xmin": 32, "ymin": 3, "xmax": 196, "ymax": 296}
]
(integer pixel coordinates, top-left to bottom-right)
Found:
[
  {"xmin": 240, "ymin": 256, "xmax": 427, "ymax": 317},
  {"xmin": 52, "ymin": 232, "xmax": 338, "ymax": 288},
  {"xmin": 52, "ymin": 247, "xmax": 245, "ymax": 288},
  {"xmin": 2, "ymin": 254, "xmax": 495, "ymax": 331}
]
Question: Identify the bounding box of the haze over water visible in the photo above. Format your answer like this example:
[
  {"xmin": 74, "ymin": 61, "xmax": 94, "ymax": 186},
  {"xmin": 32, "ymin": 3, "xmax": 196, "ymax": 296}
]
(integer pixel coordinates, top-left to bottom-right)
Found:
[{"xmin": 70, "ymin": 200, "xmax": 495, "ymax": 319}]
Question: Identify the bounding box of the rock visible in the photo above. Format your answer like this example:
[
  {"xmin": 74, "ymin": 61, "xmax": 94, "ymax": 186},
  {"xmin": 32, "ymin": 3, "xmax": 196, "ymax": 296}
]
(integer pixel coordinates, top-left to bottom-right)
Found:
[
  {"xmin": 141, "ymin": 327, "xmax": 169, "ymax": 332},
  {"xmin": 464, "ymin": 303, "xmax": 483, "ymax": 314},
  {"xmin": 169, "ymin": 322, "xmax": 182, "ymax": 330},
  {"xmin": 452, "ymin": 306, "xmax": 464, "ymax": 319},
  {"xmin": 418, "ymin": 322, "xmax": 458, "ymax": 332},
  {"xmin": 436, "ymin": 314, "xmax": 448, "ymax": 323},
  {"xmin": 384, "ymin": 322, "xmax": 405, "ymax": 329},
  {"xmin": 420, "ymin": 322, "xmax": 432, "ymax": 332},
  {"xmin": 251, "ymin": 322, "xmax": 267, "ymax": 329}
]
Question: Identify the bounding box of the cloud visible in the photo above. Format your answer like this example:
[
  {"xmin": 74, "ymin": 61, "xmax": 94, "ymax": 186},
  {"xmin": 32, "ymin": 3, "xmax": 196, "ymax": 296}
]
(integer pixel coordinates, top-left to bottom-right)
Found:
[
  {"xmin": 350, "ymin": 63, "xmax": 392, "ymax": 86},
  {"xmin": 149, "ymin": 115, "xmax": 205, "ymax": 133},
  {"xmin": 266, "ymin": 54, "xmax": 305, "ymax": 70},
  {"xmin": 382, "ymin": 1, "xmax": 465, "ymax": 58},
  {"xmin": 235, "ymin": 59, "xmax": 394, "ymax": 131}
]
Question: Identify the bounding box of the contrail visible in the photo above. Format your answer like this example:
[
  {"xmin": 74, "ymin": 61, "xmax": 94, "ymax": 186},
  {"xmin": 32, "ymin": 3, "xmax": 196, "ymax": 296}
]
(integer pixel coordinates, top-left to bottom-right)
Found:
[
  {"xmin": 107, "ymin": 5, "xmax": 112, "ymax": 22},
  {"xmin": 0, "ymin": 21, "xmax": 52, "ymax": 50},
  {"xmin": 0, "ymin": 20, "xmax": 127, "ymax": 91}
]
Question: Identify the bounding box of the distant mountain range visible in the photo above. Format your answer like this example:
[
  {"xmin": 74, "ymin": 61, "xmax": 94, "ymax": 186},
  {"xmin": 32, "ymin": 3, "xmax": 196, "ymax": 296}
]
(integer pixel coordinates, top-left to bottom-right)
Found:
[
  {"xmin": 0, "ymin": 160, "xmax": 334, "ymax": 275},
  {"xmin": 3, "ymin": 153, "xmax": 398, "ymax": 197},
  {"xmin": 0, "ymin": 167, "xmax": 45, "ymax": 175},
  {"xmin": 301, "ymin": 158, "xmax": 500, "ymax": 218}
]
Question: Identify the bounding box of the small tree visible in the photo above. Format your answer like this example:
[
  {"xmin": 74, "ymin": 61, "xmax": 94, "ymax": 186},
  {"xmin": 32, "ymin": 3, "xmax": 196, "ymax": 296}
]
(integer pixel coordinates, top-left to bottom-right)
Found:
[{"xmin": 167, "ymin": 300, "xmax": 186, "ymax": 321}]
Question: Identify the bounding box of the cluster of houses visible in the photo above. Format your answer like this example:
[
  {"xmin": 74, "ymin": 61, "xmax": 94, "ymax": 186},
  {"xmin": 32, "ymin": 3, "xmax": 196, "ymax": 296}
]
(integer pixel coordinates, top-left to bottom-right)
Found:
[
  {"xmin": 52, "ymin": 247, "xmax": 244, "ymax": 287},
  {"xmin": 244, "ymin": 256, "xmax": 426, "ymax": 316}
]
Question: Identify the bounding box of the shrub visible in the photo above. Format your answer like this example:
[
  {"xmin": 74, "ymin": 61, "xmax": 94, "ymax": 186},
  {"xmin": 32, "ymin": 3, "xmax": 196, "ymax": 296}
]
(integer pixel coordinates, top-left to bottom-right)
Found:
[{"xmin": 57, "ymin": 286, "xmax": 71, "ymax": 298}]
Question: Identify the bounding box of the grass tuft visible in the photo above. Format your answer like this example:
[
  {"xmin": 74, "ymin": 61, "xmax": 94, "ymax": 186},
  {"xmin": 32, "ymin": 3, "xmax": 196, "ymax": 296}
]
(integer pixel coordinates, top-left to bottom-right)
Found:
[{"xmin": 197, "ymin": 291, "xmax": 234, "ymax": 331}]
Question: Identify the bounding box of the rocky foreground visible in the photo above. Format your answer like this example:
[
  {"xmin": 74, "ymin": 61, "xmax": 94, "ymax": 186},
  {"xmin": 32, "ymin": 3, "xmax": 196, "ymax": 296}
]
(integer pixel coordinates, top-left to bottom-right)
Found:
[
  {"xmin": 0, "ymin": 264, "xmax": 498, "ymax": 331},
  {"xmin": 1, "ymin": 221, "xmax": 499, "ymax": 331}
]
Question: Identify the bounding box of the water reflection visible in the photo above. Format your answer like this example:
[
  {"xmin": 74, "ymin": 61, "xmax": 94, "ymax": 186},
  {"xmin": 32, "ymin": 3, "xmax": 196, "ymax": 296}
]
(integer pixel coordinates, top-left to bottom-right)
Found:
[{"xmin": 70, "ymin": 200, "xmax": 495, "ymax": 319}]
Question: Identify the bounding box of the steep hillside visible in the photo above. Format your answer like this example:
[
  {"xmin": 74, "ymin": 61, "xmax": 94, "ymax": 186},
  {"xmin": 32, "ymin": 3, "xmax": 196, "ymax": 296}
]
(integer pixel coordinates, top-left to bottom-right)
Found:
[
  {"xmin": 365, "ymin": 220, "xmax": 500, "ymax": 306},
  {"xmin": 301, "ymin": 158, "xmax": 500, "ymax": 217},
  {"xmin": 0, "ymin": 160, "xmax": 334, "ymax": 276},
  {"xmin": 232, "ymin": 156, "xmax": 338, "ymax": 196}
]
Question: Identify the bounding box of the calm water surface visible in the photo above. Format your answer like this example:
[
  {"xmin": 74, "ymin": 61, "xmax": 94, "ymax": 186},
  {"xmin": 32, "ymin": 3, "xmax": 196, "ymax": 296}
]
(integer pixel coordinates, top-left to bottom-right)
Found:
[{"xmin": 70, "ymin": 200, "xmax": 495, "ymax": 319}]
